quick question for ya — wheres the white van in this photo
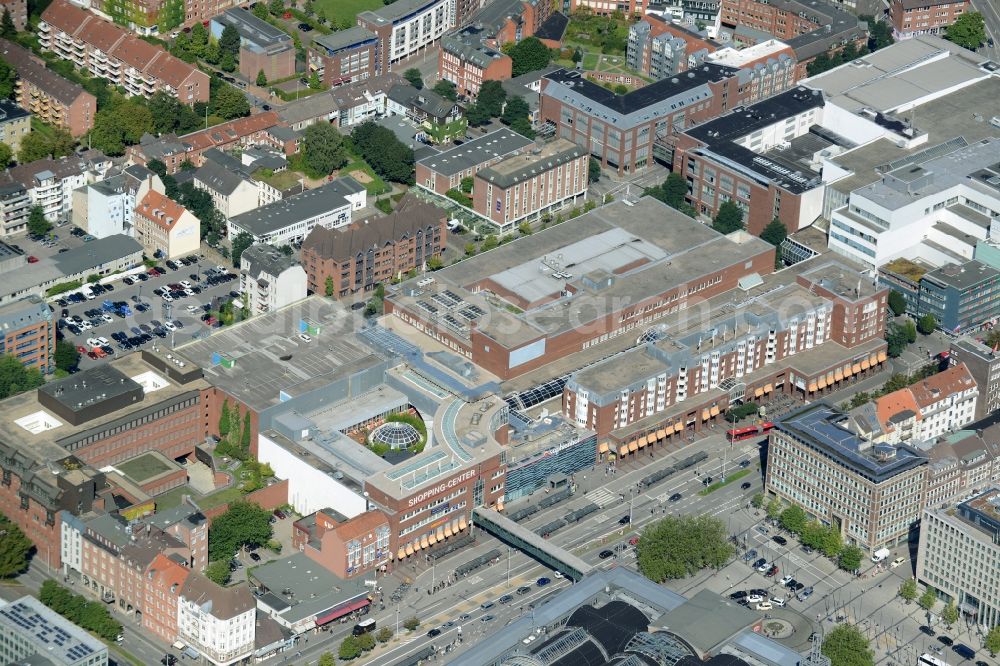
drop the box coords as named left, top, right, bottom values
left=871, top=547, right=891, bottom=563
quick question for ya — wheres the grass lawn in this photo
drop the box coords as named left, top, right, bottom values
left=116, top=453, right=171, bottom=483
left=197, top=485, right=246, bottom=510
left=253, top=169, right=303, bottom=191
left=582, top=53, right=599, bottom=69
left=339, top=157, right=389, bottom=195
left=698, top=468, right=753, bottom=496
left=313, top=0, right=382, bottom=25
left=153, top=485, right=191, bottom=511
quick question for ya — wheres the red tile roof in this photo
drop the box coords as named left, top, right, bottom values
left=137, top=190, right=191, bottom=230
left=182, top=111, right=280, bottom=151
left=77, top=14, right=125, bottom=54
left=910, top=363, right=976, bottom=409
left=40, top=0, right=91, bottom=36
left=333, top=510, right=389, bottom=542
left=146, top=553, right=191, bottom=591
left=110, top=35, right=161, bottom=71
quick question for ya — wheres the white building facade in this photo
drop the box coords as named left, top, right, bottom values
left=177, top=583, right=255, bottom=666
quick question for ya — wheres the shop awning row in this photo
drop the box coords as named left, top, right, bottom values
left=316, top=598, right=370, bottom=626
left=395, top=516, right=468, bottom=559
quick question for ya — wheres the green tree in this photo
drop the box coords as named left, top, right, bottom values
left=219, top=24, right=241, bottom=61
left=357, top=633, right=376, bottom=651
left=942, top=600, right=959, bottom=627
left=760, top=217, right=787, bottom=247
left=885, top=321, right=909, bottom=357
left=147, top=159, right=167, bottom=177
left=27, top=205, right=51, bottom=237
left=765, top=497, right=782, bottom=520
left=0, top=58, right=17, bottom=99
left=339, top=635, right=362, bottom=660
left=302, top=122, right=348, bottom=176
left=376, top=627, right=393, bottom=643
left=403, top=68, right=423, bottom=90
left=465, top=102, right=491, bottom=126
left=309, top=71, right=322, bottom=90
left=19, top=128, right=75, bottom=163
left=945, top=12, right=986, bottom=50
left=204, top=559, right=232, bottom=585
left=318, top=653, right=336, bottom=666
left=822, top=624, right=873, bottom=666
left=149, top=91, right=202, bottom=135
left=218, top=399, right=231, bottom=437
left=779, top=504, right=807, bottom=534
left=241, top=411, right=251, bottom=452
left=588, top=157, right=601, bottom=183
left=403, top=616, right=420, bottom=631
left=861, top=15, right=894, bottom=51
left=898, top=578, right=917, bottom=604
left=501, top=95, right=534, bottom=138
left=460, top=176, right=474, bottom=193
left=477, top=79, right=507, bottom=118
left=256, top=69, right=267, bottom=87
left=918, top=586, right=937, bottom=611
left=917, top=313, right=936, bottom=335
left=268, top=0, right=284, bottom=15
left=985, top=625, right=1000, bottom=656
left=464, top=241, right=476, bottom=256
left=212, top=84, right=251, bottom=119
left=351, top=121, right=415, bottom=184
left=432, top=78, right=457, bottom=101
left=325, top=275, right=334, bottom=297
left=636, top=514, right=734, bottom=581
left=819, top=525, right=843, bottom=558
left=230, top=232, right=254, bottom=268
left=481, top=235, right=499, bottom=251
left=887, top=290, right=906, bottom=316
left=518, top=221, right=533, bottom=236
left=712, top=200, right=744, bottom=234
left=252, top=2, right=269, bottom=19
left=0, top=513, right=34, bottom=577
left=507, top=36, right=552, bottom=77
left=750, top=493, right=764, bottom=509
left=572, top=47, right=583, bottom=63
left=426, top=255, right=443, bottom=270
left=662, top=172, right=688, bottom=207
left=54, top=339, right=80, bottom=372
left=0, top=9, right=15, bottom=38
left=838, top=545, right=863, bottom=572
left=903, top=318, right=917, bottom=344
left=208, top=501, right=273, bottom=561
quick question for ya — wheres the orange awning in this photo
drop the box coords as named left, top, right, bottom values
left=619, top=445, right=629, bottom=457
left=754, top=387, right=764, bottom=397
left=420, top=536, right=429, bottom=549
left=861, top=359, right=870, bottom=370
left=405, top=544, right=414, bottom=557
left=496, top=501, right=504, bottom=512
left=869, top=353, right=878, bottom=365
left=835, top=369, right=844, bottom=381
left=459, top=517, right=467, bottom=531
left=444, top=524, right=453, bottom=538
left=428, top=533, right=437, bottom=545
left=637, top=437, right=647, bottom=449
left=702, top=409, right=711, bottom=421
left=877, top=350, right=887, bottom=362
left=818, top=377, right=827, bottom=389
left=808, top=382, right=817, bottom=392
left=436, top=527, right=445, bottom=541
left=826, top=372, right=835, bottom=384
left=628, top=441, right=639, bottom=452
left=844, top=364, right=854, bottom=376
left=764, top=383, right=773, bottom=393
left=452, top=519, right=461, bottom=533
left=656, top=429, right=666, bottom=439
left=414, top=539, right=423, bottom=552
left=852, top=363, right=862, bottom=374
left=598, top=442, right=609, bottom=454
left=397, top=548, right=405, bottom=560
left=675, top=421, right=683, bottom=431
left=710, top=406, right=720, bottom=417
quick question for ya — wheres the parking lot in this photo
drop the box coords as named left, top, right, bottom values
left=53, top=254, right=242, bottom=367
left=13, top=223, right=89, bottom=262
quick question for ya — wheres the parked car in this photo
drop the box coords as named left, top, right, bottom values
left=669, top=493, right=682, bottom=502
left=536, top=577, right=550, bottom=587
left=755, top=601, right=772, bottom=611
left=772, top=535, right=788, bottom=546
left=765, top=565, right=779, bottom=577
left=780, top=574, right=793, bottom=586
left=797, top=586, right=814, bottom=601
left=743, top=549, right=758, bottom=561
left=890, top=557, right=906, bottom=568
left=755, top=560, right=769, bottom=572
left=618, top=515, right=630, bottom=525
left=937, top=636, right=954, bottom=647
left=599, top=550, right=614, bottom=559
left=919, top=625, right=936, bottom=637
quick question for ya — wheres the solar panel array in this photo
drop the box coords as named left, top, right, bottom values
left=0, top=601, right=97, bottom=662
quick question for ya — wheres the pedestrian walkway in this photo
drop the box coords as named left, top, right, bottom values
left=587, top=488, right=618, bottom=508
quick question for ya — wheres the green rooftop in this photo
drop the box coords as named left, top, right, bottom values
left=883, top=258, right=928, bottom=283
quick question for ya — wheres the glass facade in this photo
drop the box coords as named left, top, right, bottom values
left=504, top=435, right=597, bottom=501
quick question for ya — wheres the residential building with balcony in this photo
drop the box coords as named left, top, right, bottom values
left=0, top=0, right=26, bottom=30
left=386, top=83, right=463, bottom=143
left=39, top=0, right=210, bottom=105
left=462, top=0, right=554, bottom=49
left=210, top=8, right=295, bottom=82
left=178, top=574, right=256, bottom=666
left=766, top=402, right=928, bottom=551
left=300, top=194, right=446, bottom=298
left=917, top=488, right=1000, bottom=629
left=0, top=295, right=55, bottom=375
left=569, top=0, right=647, bottom=13
left=0, top=38, right=96, bottom=137
left=308, top=27, right=378, bottom=87
left=72, top=164, right=163, bottom=239
left=627, top=15, right=717, bottom=79
left=438, top=25, right=511, bottom=98
left=472, top=138, right=589, bottom=232
left=0, top=181, right=30, bottom=237
left=0, top=596, right=108, bottom=666
left=1, top=150, right=110, bottom=222
left=238, top=243, right=307, bottom=315
left=133, top=189, right=200, bottom=260
left=357, top=0, right=453, bottom=74
left=890, top=0, right=971, bottom=40
left=0, top=99, right=30, bottom=154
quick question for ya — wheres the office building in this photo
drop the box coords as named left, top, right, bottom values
left=301, top=194, right=446, bottom=297
left=881, top=259, right=1000, bottom=335
left=890, top=0, right=971, bottom=41
left=0, top=596, right=108, bottom=666
left=357, top=0, right=453, bottom=75
left=673, top=87, right=835, bottom=235
left=917, top=488, right=1000, bottom=629
left=39, top=0, right=210, bottom=105
left=949, top=337, right=1000, bottom=420
left=210, top=8, right=295, bottom=82
left=539, top=65, right=748, bottom=176
left=472, top=138, right=589, bottom=232
left=308, top=28, right=378, bottom=87
left=0, top=99, right=30, bottom=154
left=0, top=295, right=54, bottom=375
left=292, top=509, right=391, bottom=579
left=239, top=243, right=307, bottom=315
left=1, top=150, right=111, bottom=222
left=439, top=25, right=512, bottom=98
left=415, top=128, right=534, bottom=196
left=71, top=164, right=163, bottom=238
left=133, top=189, right=201, bottom=260
left=766, top=402, right=928, bottom=551
left=226, top=177, right=367, bottom=245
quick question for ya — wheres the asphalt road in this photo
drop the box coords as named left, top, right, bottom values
left=971, top=0, right=1000, bottom=62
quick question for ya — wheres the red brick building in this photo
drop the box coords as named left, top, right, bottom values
left=889, top=0, right=971, bottom=40
left=569, top=0, right=647, bottom=15
left=308, top=28, right=379, bottom=87
left=143, top=554, right=191, bottom=645
left=0, top=295, right=54, bottom=375
left=300, top=195, right=447, bottom=299
left=293, top=509, right=391, bottom=579
left=415, top=128, right=535, bottom=196
left=439, top=25, right=512, bottom=98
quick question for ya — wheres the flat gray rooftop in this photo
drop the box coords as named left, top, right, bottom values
left=173, top=297, right=384, bottom=412
left=251, top=552, right=368, bottom=624
left=417, top=128, right=534, bottom=177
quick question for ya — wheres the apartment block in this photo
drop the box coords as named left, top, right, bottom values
left=917, top=489, right=1000, bottom=629
left=890, top=0, right=971, bottom=40
left=415, top=128, right=534, bottom=196
left=0, top=596, right=108, bottom=666
left=0, top=182, right=30, bottom=236
left=569, top=0, right=647, bottom=14
left=278, top=73, right=401, bottom=131
left=0, top=295, right=55, bottom=375
left=949, top=337, right=1000, bottom=420
left=472, top=138, right=589, bottom=231
left=1, top=150, right=111, bottom=222
left=0, top=39, right=96, bottom=137
left=0, top=0, right=26, bottom=30
left=766, top=402, right=928, bottom=551
left=627, top=15, right=717, bottom=79
left=301, top=194, right=446, bottom=298
left=238, top=243, right=307, bottom=315
left=39, top=0, right=210, bottom=105
left=178, top=575, right=256, bottom=666
left=292, top=508, right=391, bottom=579
left=192, top=149, right=261, bottom=219
left=72, top=164, right=163, bottom=238
left=386, top=83, right=463, bottom=143
left=133, top=189, right=201, bottom=260
left=142, top=554, right=191, bottom=644
left=439, top=25, right=512, bottom=98
left=463, top=0, right=553, bottom=49
left=210, top=8, right=295, bottom=82
left=308, top=27, right=378, bottom=87
left=357, top=0, right=453, bottom=74
left=0, top=99, right=30, bottom=154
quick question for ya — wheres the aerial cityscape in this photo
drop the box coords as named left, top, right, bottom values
left=0, top=0, right=997, bottom=664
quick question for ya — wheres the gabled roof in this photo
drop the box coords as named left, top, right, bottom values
left=0, top=38, right=93, bottom=107
left=910, top=363, right=976, bottom=409
left=180, top=573, right=255, bottom=620
left=136, top=190, right=193, bottom=230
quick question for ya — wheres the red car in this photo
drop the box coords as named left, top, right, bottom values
left=87, top=351, right=99, bottom=359
left=629, top=536, right=639, bottom=546
left=76, top=345, right=87, bottom=354
left=765, top=565, right=779, bottom=577
left=27, top=256, right=38, bottom=263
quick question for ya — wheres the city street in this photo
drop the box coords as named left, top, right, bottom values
left=971, top=0, right=1000, bottom=62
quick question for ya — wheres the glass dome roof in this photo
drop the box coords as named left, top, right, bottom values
left=370, top=421, right=422, bottom=449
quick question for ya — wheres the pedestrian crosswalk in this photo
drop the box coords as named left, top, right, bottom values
left=587, top=488, right=618, bottom=508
